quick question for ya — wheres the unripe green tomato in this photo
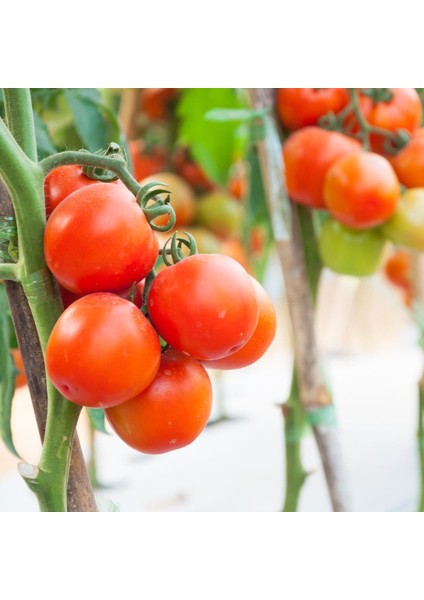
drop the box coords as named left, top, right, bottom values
left=319, top=217, right=385, bottom=277
left=195, top=191, right=244, bottom=238
left=381, top=188, right=424, bottom=251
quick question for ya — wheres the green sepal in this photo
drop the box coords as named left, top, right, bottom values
left=86, top=407, right=108, bottom=435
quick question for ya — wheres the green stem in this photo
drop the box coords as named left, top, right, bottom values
left=282, top=204, right=323, bottom=512
left=348, top=88, right=371, bottom=151
left=0, top=263, right=20, bottom=282
left=418, top=380, right=424, bottom=512
left=0, top=96, right=84, bottom=511
left=40, top=150, right=140, bottom=197
left=282, top=371, right=308, bottom=512
left=3, top=89, right=37, bottom=161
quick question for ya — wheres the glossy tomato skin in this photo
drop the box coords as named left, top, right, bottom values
left=323, top=151, right=400, bottom=229
left=44, top=165, right=97, bottom=217
left=105, top=349, right=212, bottom=454
left=318, top=217, right=385, bottom=277
left=44, top=182, right=158, bottom=295
left=148, top=254, right=259, bottom=361
left=283, top=127, right=361, bottom=208
left=203, top=279, right=276, bottom=369
left=381, top=188, right=424, bottom=252
left=390, top=136, right=424, bottom=188
left=277, top=88, right=350, bottom=130
left=46, top=293, right=161, bottom=408
left=360, top=88, right=422, bottom=153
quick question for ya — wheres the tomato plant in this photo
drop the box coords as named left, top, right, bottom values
left=105, top=349, right=212, bottom=454
left=148, top=254, right=259, bottom=360
left=359, top=88, right=422, bottom=153
left=318, top=217, right=385, bottom=277
left=323, top=151, right=400, bottom=228
left=203, top=278, right=276, bottom=369
left=283, top=127, right=361, bottom=208
left=46, top=293, right=161, bottom=408
left=276, top=88, right=350, bottom=130
left=381, top=188, right=424, bottom=252
left=44, top=182, right=158, bottom=294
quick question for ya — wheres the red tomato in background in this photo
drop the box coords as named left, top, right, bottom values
left=44, top=165, right=97, bottom=217
left=148, top=254, right=259, bottom=361
left=173, top=148, right=214, bottom=192
left=203, top=278, right=276, bottom=370
left=276, top=88, right=350, bottom=130
left=140, top=88, right=178, bottom=120
left=106, top=349, right=212, bottom=454
left=283, top=127, right=361, bottom=208
left=46, top=293, right=161, bottom=408
left=384, top=249, right=411, bottom=290
left=44, top=182, right=158, bottom=295
left=390, top=136, right=424, bottom=188
left=129, top=140, right=168, bottom=181
left=11, top=348, right=27, bottom=388
left=323, top=151, right=400, bottom=229
left=359, top=88, right=422, bottom=153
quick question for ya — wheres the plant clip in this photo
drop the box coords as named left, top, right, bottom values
left=161, top=232, right=197, bottom=267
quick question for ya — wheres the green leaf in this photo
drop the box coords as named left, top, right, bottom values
left=0, top=287, right=19, bottom=457
left=205, top=107, right=269, bottom=122
left=86, top=407, right=108, bottom=434
left=177, top=89, right=249, bottom=187
left=64, top=89, right=109, bottom=152
left=33, top=112, right=57, bottom=158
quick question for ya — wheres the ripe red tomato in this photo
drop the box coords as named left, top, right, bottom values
left=11, top=348, right=27, bottom=388
left=173, top=148, right=214, bottom=192
left=384, top=249, right=411, bottom=290
left=203, top=279, right=276, bottom=369
left=140, top=88, right=178, bottom=120
left=283, top=127, right=361, bottom=208
left=46, top=293, right=161, bottom=408
left=390, top=136, right=424, bottom=188
left=105, top=349, right=212, bottom=454
left=276, top=88, right=350, bottom=130
left=44, top=165, right=97, bottom=217
left=139, top=172, right=196, bottom=230
left=44, top=182, right=158, bottom=294
left=323, top=151, right=400, bottom=229
left=129, top=140, right=168, bottom=181
left=148, top=254, right=259, bottom=361
left=359, top=88, right=422, bottom=153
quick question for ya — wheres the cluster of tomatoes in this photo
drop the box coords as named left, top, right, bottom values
left=42, top=161, right=276, bottom=455
left=277, top=88, right=424, bottom=286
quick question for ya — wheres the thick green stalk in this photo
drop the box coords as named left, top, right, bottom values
left=0, top=94, right=88, bottom=511
left=3, top=89, right=37, bottom=160
left=281, top=204, right=322, bottom=512
left=282, top=372, right=308, bottom=512
left=418, top=379, right=424, bottom=512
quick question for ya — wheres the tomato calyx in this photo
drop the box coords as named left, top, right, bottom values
left=160, top=231, right=198, bottom=267
left=360, top=88, right=394, bottom=105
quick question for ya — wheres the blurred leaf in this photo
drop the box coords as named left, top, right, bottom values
left=205, top=107, right=269, bottom=122
left=97, top=496, right=120, bottom=512
left=64, top=89, right=110, bottom=152
left=86, top=407, right=108, bottom=434
left=33, top=113, right=56, bottom=158
left=0, top=287, right=19, bottom=457
left=177, top=89, right=249, bottom=187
